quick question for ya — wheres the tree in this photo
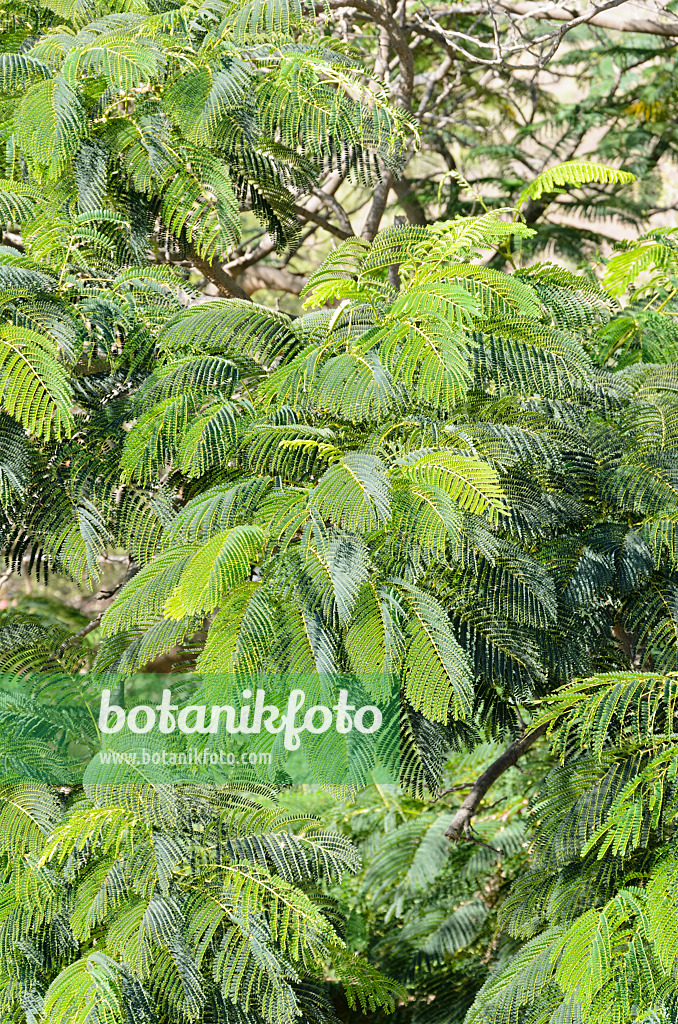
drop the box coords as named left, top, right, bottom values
left=0, top=0, right=414, bottom=299
left=193, top=0, right=678, bottom=298
left=2, top=0, right=678, bottom=1015
left=0, top=0, right=418, bottom=1020
left=467, top=669, right=678, bottom=1024
left=280, top=743, right=543, bottom=1024
left=0, top=0, right=415, bottom=589
left=5, top=0, right=675, bottom=302
left=323, top=670, right=678, bottom=1024
left=87, top=159, right=678, bottom=787
left=0, top=676, right=401, bottom=1023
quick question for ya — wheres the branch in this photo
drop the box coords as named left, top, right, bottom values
left=0, top=231, right=25, bottom=253
left=521, top=197, right=548, bottom=224
left=225, top=239, right=278, bottom=274
left=445, top=723, right=547, bottom=841
left=392, top=176, right=428, bottom=225
left=431, top=0, right=678, bottom=37
left=326, top=0, right=414, bottom=106
left=238, top=265, right=308, bottom=295
left=58, top=563, right=139, bottom=655
left=310, top=188, right=354, bottom=235
left=325, top=1, right=414, bottom=240
left=293, top=203, right=354, bottom=239
left=408, top=17, right=504, bottom=65
left=504, top=0, right=678, bottom=36
left=61, top=611, right=106, bottom=648
left=537, top=0, right=637, bottom=62
left=362, top=171, right=394, bottom=241
left=182, top=239, right=252, bottom=301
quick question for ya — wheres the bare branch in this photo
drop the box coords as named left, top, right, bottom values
left=426, top=0, right=678, bottom=37
left=362, top=171, right=394, bottom=241
left=58, top=563, right=139, bottom=654
left=504, top=0, right=678, bottom=35
left=238, top=265, right=308, bottom=295
left=293, top=204, right=354, bottom=239
left=327, top=0, right=415, bottom=106
left=225, top=239, right=277, bottom=274
left=537, top=0, right=636, bottom=62
left=445, top=724, right=547, bottom=841
left=310, top=188, right=354, bottom=235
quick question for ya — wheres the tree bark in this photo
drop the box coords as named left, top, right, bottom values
left=183, top=240, right=253, bottom=301
left=362, top=172, right=394, bottom=241
left=445, top=723, right=547, bottom=841
left=326, top=0, right=414, bottom=107
left=392, top=177, right=428, bottom=225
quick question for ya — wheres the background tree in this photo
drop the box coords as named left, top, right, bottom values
left=0, top=673, right=401, bottom=1023
left=5, top=0, right=677, bottom=304
left=187, top=0, right=678, bottom=303
left=281, top=742, right=544, bottom=1024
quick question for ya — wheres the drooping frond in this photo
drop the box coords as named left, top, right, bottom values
left=398, top=584, right=473, bottom=722
left=519, top=161, right=635, bottom=206
left=0, top=324, right=73, bottom=439
left=603, top=234, right=678, bottom=298
left=310, top=454, right=391, bottom=533
left=395, top=449, right=507, bottom=522
left=16, top=77, right=87, bottom=177
left=164, top=526, right=266, bottom=617
left=162, top=301, right=300, bottom=365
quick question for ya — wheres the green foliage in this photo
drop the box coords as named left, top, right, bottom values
left=0, top=686, right=396, bottom=1024
left=82, top=182, right=678, bottom=788
left=467, top=671, right=678, bottom=1024
left=0, top=0, right=414, bottom=260
left=517, top=162, right=635, bottom=207
left=0, top=25, right=676, bottom=1019
left=0, top=0, right=417, bottom=588
left=7, top=154, right=678, bottom=792
left=279, top=742, right=541, bottom=1024
left=0, top=8, right=422, bottom=1016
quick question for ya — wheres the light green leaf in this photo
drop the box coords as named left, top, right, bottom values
left=165, top=526, right=265, bottom=617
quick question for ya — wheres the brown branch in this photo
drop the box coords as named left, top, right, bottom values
left=327, top=1, right=414, bottom=243
left=1, top=231, right=25, bottom=253
left=310, top=188, right=354, bottom=236
left=407, top=17, right=503, bottom=65
left=292, top=204, right=354, bottom=239
left=445, top=723, right=547, bottom=841
left=58, top=563, right=139, bottom=655
left=61, top=611, right=106, bottom=647
left=435, top=783, right=476, bottom=799
left=425, top=1, right=678, bottom=37
left=521, top=197, right=548, bottom=224
left=362, top=171, right=394, bottom=241
left=182, top=239, right=252, bottom=301
left=225, top=239, right=278, bottom=274
left=238, top=264, right=308, bottom=295
left=502, top=0, right=678, bottom=36
left=326, top=0, right=414, bottom=107
left=392, top=176, right=428, bottom=225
